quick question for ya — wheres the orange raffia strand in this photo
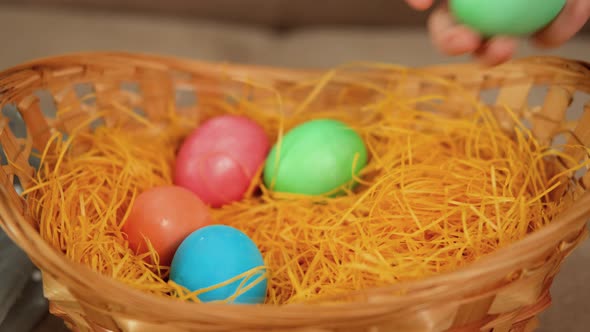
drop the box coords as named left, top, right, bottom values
left=22, top=64, right=590, bottom=306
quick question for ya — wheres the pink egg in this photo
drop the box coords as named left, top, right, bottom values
left=174, top=115, right=270, bottom=207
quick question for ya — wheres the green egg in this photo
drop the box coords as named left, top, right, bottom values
left=263, top=119, right=368, bottom=196
left=449, top=0, right=566, bottom=37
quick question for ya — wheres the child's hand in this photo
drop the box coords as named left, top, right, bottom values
left=405, top=0, right=590, bottom=66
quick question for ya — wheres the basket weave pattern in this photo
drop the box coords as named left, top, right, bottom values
left=0, top=53, right=589, bottom=332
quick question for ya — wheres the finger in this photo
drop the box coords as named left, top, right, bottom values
left=427, top=2, right=482, bottom=56
left=534, top=0, right=590, bottom=48
left=405, top=0, right=435, bottom=10
left=474, top=37, right=518, bottom=66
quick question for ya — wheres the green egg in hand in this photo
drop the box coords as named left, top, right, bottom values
left=450, top=0, right=566, bottom=37
left=263, top=119, right=367, bottom=196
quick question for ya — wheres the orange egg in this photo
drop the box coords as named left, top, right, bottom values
left=123, top=185, right=211, bottom=266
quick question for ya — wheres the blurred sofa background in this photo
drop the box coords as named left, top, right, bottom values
left=1, top=0, right=589, bottom=69
left=0, top=1, right=588, bottom=331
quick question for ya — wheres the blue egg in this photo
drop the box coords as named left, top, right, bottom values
left=170, top=225, right=267, bottom=304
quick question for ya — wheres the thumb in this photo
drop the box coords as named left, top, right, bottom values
left=533, top=0, right=590, bottom=48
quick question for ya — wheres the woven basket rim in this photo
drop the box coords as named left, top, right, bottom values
left=0, top=52, right=589, bottom=322
left=2, top=51, right=590, bottom=89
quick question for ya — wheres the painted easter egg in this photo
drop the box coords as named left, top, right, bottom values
left=170, top=225, right=267, bottom=304
left=123, top=185, right=211, bottom=266
left=449, top=0, right=566, bottom=37
left=174, top=115, right=270, bottom=207
left=263, top=119, right=367, bottom=196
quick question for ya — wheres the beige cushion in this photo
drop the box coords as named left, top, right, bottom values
left=0, top=5, right=589, bottom=332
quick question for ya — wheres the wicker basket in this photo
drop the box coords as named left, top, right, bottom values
left=0, top=52, right=589, bottom=332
